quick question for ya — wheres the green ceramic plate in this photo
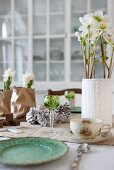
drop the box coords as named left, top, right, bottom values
left=71, top=106, right=81, bottom=113
left=0, top=137, right=68, bottom=166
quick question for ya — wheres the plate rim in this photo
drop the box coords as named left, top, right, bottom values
left=0, top=137, right=68, bottom=166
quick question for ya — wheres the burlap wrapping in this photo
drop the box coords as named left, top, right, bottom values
left=0, top=90, right=12, bottom=116
left=11, top=87, right=36, bottom=119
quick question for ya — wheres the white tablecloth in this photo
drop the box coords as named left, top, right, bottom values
left=0, top=142, right=114, bottom=170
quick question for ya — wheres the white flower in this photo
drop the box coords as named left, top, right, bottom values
left=23, top=72, right=34, bottom=88
left=92, top=11, right=112, bottom=30
left=103, top=30, right=114, bottom=45
left=79, top=13, right=93, bottom=36
left=74, top=10, right=114, bottom=78
left=92, top=11, right=104, bottom=22
left=3, top=68, right=15, bottom=82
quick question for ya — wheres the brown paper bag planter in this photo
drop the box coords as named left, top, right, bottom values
left=11, top=87, right=36, bottom=119
left=0, top=90, right=12, bottom=116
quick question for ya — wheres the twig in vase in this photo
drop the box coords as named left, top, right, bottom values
left=100, top=36, right=106, bottom=78
left=82, top=45, right=88, bottom=78
left=109, top=62, right=114, bottom=78
left=108, top=47, right=114, bottom=78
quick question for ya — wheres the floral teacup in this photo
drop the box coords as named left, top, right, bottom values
left=70, top=118, right=110, bottom=139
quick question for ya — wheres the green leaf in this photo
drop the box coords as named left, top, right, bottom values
left=90, top=52, right=94, bottom=57
left=94, top=60, right=100, bottom=64
left=27, top=80, right=33, bottom=88
left=85, top=59, right=88, bottom=64
left=104, top=56, right=109, bottom=60
left=4, top=77, right=12, bottom=90
left=93, top=16, right=102, bottom=22
left=103, top=41, right=108, bottom=45
left=80, top=38, right=86, bottom=46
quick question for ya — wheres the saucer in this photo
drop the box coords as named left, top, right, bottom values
left=69, top=132, right=112, bottom=144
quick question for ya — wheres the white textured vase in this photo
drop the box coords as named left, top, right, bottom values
left=82, top=79, right=112, bottom=126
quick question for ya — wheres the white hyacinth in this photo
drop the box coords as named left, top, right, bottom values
left=23, top=72, right=34, bottom=88
left=3, top=68, right=15, bottom=90
left=3, top=68, right=15, bottom=82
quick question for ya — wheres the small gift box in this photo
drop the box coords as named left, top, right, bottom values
left=11, top=87, right=36, bottom=119
left=11, top=72, right=36, bottom=119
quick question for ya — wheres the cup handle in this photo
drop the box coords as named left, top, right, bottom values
left=100, top=124, right=111, bottom=137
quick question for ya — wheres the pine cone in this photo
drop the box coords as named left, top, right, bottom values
left=26, top=107, right=39, bottom=124
left=26, top=103, right=71, bottom=126
left=55, top=103, right=71, bottom=123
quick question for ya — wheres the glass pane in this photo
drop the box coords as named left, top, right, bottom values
left=95, top=63, right=104, bottom=78
left=33, top=63, right=46, bottom=81
left=33, top=16, right=46, bottom=35
left=50, top=63, right=64, bottom=81
left=71, top=37, right=82, bottom=60
left=33, top=39, right=46, bottom=61
left=0, top=18, right=12, bottom=38
left=0, top=0, right=11, bottom=15
left=50, top=15, right=64, bottom=34
left=50, top=0, right=65, bottom=12
left=33, top=0, right=47, bottom=36
left=15, top=0, right=27, bottom=14
left=0, top=0, right=11, bottom=37
left=33, top=0, right=46, bottom=14
left=91, top=0, right=107, bottom=12
left=14, top=0, right=28, bottom=36
left=14, top=16, right=28, bottom=36
left=50, top=38, right=64, bottom=61
left=71, top=0, right=87, bottom=11
left=0, top=39, right=12, bottom=72
left=50, top=0, right=65, bottom=35
left=71, top=62, right=84, bottom=81
left=0, top=63, right=4, bottom=81
left=14, top=39, right=28, bottom=81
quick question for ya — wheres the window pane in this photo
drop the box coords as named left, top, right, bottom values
left=34, top=63, right=46, bottom=81
left=33, top=39, right=46, bottom=61
left=14, top=0, right=28, bottom=36
left=33, top=39, right=46, bottom=81
left=0, top=0, right=11, bottom=15
left=14, top=39, right=28, bottom=81
left=0, top=39, right=12, bottom=80
left=72, top=0, right=87, bottom=11
left=33, top=0, right=46, bottom=14
left=0, top=0, right=11, bottom=37
left=71, top=62, right=84, bottom=81
left=50, top=63, right=64, bottom=81
left=50, top=0, right=65, bottom=12
left=33, top=16, right=46, bottom=35
left=91, top=0, right=107, bottom=13
left=50, top=38, right=64, bottom=61
left=50, top=15, right=64, bottom=35
left=71, top=37, right=82, bottom=60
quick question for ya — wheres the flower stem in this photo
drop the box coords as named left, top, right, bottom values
left=82, top=45, right=88, bottom=78
left=90, top=50, right=95, bottom=79
left=100, top=36, right=106, bottom=78
left=108, top=47, right=114, bottom=78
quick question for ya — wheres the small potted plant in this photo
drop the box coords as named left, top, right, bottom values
left=75, top=11, right=114, bottom=126
left=11, top=72, right=36, bottom=119
left=0, top=68, right=15, bottom=116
